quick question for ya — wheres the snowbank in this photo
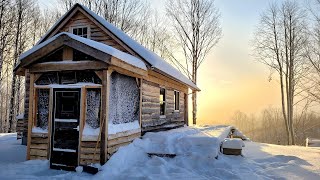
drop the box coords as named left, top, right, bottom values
left=82, top=123, right=100, bottom=141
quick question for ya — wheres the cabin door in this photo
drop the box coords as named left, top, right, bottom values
left=50, top=88, right=81, bottom=170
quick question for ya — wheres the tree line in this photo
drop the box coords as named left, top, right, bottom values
left=0, top=0, right=221, bottom=132
left=250, top=0, right=320, bottom=145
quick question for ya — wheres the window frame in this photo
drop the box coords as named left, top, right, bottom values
left=70, top=26, right=90, bottom=39
left=159, top=87, right=166, bottom=118
left=174, top=90, right=180, bottom=112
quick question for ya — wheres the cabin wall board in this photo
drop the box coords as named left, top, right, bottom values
left=107, top=131, right=141, bottom=158
left=80, top=141, right=101, bottom=165
left=141, top=77, right=187, bottom=133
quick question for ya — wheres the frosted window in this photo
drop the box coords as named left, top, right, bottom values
left=109, top=72, right=140, bottom=124
left=36, top=89, right=49, bottom=130
left=86, top=89, right=101, bottom=129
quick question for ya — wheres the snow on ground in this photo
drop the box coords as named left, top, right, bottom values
left=0, top=125, right=319, bottom=179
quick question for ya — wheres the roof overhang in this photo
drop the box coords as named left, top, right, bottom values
left=15, top=33, right=147, bottom=77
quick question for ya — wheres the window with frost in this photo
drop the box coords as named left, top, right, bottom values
left=160, top=88, right=166, bottom=116
left=174, top=91, right=180, bottom=111
left=72, top=27, right=88, bottom=38
left=86, top=89, right=101, bottom=129
left=36, top=89, right=50, bottom=130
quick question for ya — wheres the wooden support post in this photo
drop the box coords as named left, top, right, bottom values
left=184, top=92, right=189, bottom=126
left=139, top=78, right=142, bottom=129
left=62, top=46, right=73, bottom=61
left=79, top=87, right=86, bottom=165
left=100, top=69, right=113, bottom=163
left=47, top=88, right=53, bottom=160
left=26, top=73, right=35, bottom=160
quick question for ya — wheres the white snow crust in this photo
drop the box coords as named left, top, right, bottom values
left=1, top=126, right=320, bottom=179
left=32, top=127, right=48, bottom=133
left=108, top=121, right=140, bottom=135
left=222, top=138, right=245, bottom=149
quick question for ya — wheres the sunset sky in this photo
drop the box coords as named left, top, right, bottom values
left=38, top=0, right=289, bottom=124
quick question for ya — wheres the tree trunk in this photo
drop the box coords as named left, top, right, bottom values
left=192, top=61, right=198, bottom=125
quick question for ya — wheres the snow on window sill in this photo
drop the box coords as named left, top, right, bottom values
left=160, top=115, right=166, bottom=119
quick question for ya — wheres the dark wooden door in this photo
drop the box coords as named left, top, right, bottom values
left=50, top=89, right=80, bottom=171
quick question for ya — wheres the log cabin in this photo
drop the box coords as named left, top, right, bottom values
left=14, top=3, right=199, bottom=171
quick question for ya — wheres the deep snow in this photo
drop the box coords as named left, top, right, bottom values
left=0, top=126, right=319, bottom=179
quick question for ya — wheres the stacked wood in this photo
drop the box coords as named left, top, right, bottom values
left=80, top=141, right=101, bottom=165
left=107, top=129, right=141, bottom=158
left=29, top=133, right=49, bottom=160
left=16, top=118, right=24, bottom=139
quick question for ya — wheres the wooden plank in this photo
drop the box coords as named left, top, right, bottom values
left=29, top=61, right=108, bottom=73
left=62, top=46, right=73, bottom=61
left=27, top=72, right=34, bottom=160
left=31, top=133, right=48, bottom=138
left=30, top=155, right=48, bottom=160
left=110, top=56, right=147, bottom=77
left=31, top=137, right=48, bottom=144
left=81, top=141, right=101, bottom=148
left=30, top=144, right=48, bottom=150
left=30, top=149, right=47, bottom=157
left=80, top=154, right=100, bottom=160
left=79, top=87, right=86, bottom=166
left=108, top=132, right=141, bottom=146
left=139, top=78, right=142, bottom=129
left=108, top=128, right=141, bottom=140
left=47, top=88, right=53, bottom=159
left=81, top=147, right=101, bottom=154
left=107, top=141, right=131, bottom=155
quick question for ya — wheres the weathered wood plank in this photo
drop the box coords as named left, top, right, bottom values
left=30, top=149, right=47, bottom=157
left=108, top=132, right=141, bottom=146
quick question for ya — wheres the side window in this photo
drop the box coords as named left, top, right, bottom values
left=160, top=88, right=166, bottom=116
left=174, top=91, right=180, bottom=111
left=72, top=27, right=88, bottom=38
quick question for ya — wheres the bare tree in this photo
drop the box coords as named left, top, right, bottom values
left=166, top=0, right=222, bottom=125
left=253, top=1, right=309, bottom=145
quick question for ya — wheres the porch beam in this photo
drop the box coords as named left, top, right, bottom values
left=29, top=60, right=108, bottom=73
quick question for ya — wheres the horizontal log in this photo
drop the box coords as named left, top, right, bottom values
left=142, top=119, right=167, bottom=128
left=108, top=128, right=141, bottom=140
left=30, top=143, right=48, bottom=150
left=142, top=91, right=159, bottom=98
left=142, top=114, right=160, bottom=120
left=31, top=137, right=48, bottom=144
left=142, top=108, right=160, bottom=115
left=80, top=147, right=101, bottom=154
left=142, top=122, right=185, bottom=133
left=108, top=132, right=141, bottom=146
left=30, top=149, right=47, bottom=157
left=142, top=96, right=159, bottom=103
left=80, top=154, right=100, bottom=160
left=142, top=80, right=160, bottom=87
left=30, top=155, right=48, bottom=160
left=81, top=141, right=101, bottom=148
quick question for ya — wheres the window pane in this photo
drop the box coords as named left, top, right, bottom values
left=37, top=89, right=50, bottom=130
left=79, top=28, right=83, bottom=35
left=73, top=28, right=77, bottom=35
left=160, top=88, right=166, bottom=115
left=83, top=27, right=87, bottom=35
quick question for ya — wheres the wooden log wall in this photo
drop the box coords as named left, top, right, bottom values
left=107, top=129, right=141, bottom=158
left=23, top=73, right=30, bottom=141
left=141, top=80, right=186, bottom=133
left=80, top=141, right=101, bottom=165
left=29, top=133, right=49, bottom=160
left=60, top=11, right=129, bottom=53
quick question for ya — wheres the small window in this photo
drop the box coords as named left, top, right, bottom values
left=174, top=91, right=180, bottom=111
left=160, top=88, right=166, bottom=116
left=72, top=27, right=88, bottom=38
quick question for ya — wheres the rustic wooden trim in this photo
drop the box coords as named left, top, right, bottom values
left=29, top=60, right=108, bottom=73
left=139, top=79, right=142, bottom=129
left=62, top=46, right=73, bottom=61
left=184, top=92, right=189, bottom=126
left=47, top=88, right=53, bottom=159
left=79, top=87, right=86, bottom=165
left=110, top=56, right=147, bottom=77
left=26, top=72, right=35, bottom=160
left=108, top=65, right=144, bottom=79
left=94, top=71, right=103, bottom=81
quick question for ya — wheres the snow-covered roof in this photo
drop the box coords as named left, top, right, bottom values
left=37, top=3, right=200, bottom=91
left=20, top=32, right=147, bottom=71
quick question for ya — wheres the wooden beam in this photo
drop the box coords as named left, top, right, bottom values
left=47, top=88, right=53, bottom=159
left=139, top=78, right=142, bottom=129
left=110, top=57, right=147, bottom=77
left=63, top=46, right=73, bottom=61
left=29, top=60, right=108, bottom=73
left=26, top=72, right=35, bottom=160
left=79, top=87, right=86, bottom=165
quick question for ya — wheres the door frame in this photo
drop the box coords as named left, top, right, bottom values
left=50, top=88, right=81, bottom=170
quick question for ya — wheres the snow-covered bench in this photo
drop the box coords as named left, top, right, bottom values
left=221, top=138, right=245, bottom=155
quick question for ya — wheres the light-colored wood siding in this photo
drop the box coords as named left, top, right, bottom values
left=29, top=133, right=49, bottom=160
left=80, top=141, right=101, bottom=165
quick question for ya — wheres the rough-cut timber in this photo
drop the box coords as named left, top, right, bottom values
left=29, top=133, right=49, bottom=160
left=80, top=141, right=101, bottom=165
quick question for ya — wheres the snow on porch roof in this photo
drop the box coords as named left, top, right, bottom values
left=19, top=32, right=147, bottom=71
left=36, top=3, right=200, bottom=91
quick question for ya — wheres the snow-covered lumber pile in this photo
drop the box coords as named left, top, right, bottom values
left=221, top=138, right=244, bottom=155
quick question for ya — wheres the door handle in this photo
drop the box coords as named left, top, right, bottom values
left=73, top=126, right=79, bottom=131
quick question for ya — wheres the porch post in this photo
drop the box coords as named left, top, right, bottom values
left=26, top=72, right=35, bottom=160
